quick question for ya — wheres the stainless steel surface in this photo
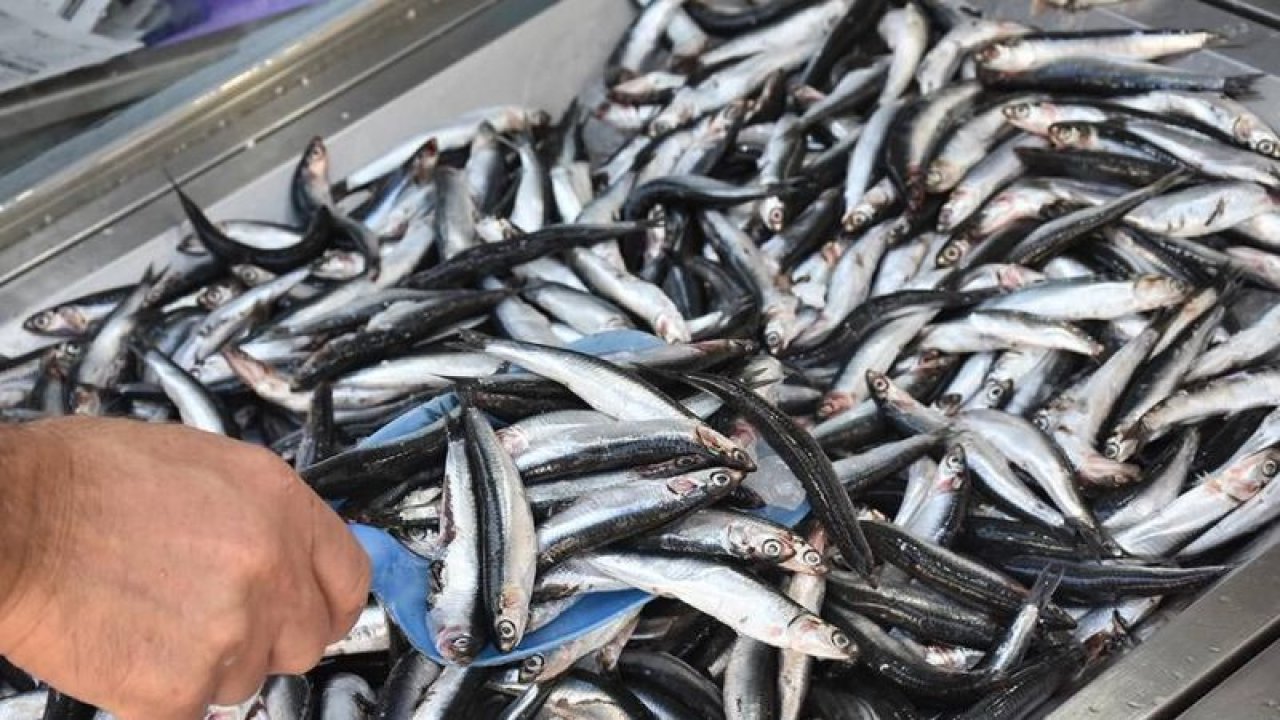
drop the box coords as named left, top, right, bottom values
left=1048, top=541, right=1280, bottom=719
left=0, top=0, right=629, bottom=330
left=1178, top=638, right=1280, bottom=719
left=0, top=19, right=263, bottom=142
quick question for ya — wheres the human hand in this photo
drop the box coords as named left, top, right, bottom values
left=0, top=417, right=370, bottom=720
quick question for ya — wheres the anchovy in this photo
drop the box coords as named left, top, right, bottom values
left=976, top=30, right=1225, bottom=73
left=1116, top=448, right=1280, bottom=557
left=979, top=57, right=1261, bottom=98
left=535, top=467, right=738, bottom=568
left=464, top=405, right=537, bottom=653
left=428, top=429, right=485, bottom=663
left=673, top=371, right=876, bottom=578
left=587, top=551, right=856, bottom=659
left=1001, top=555, right=1229, bottom=602
left=857, top=519, right=1076, bottom=628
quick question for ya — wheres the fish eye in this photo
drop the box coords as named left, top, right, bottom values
left=926, top=168, right=944, bottom=187
left=710, top=471, right=733, bottom=487
left=764, top=330, right=783, bottom=349
left=761, top=538, right=783, bottom=558
left=830, top=630, right=851, bottom=649
left=730, top=448, right=751, bottom=466
left=497, top=620, right=517, bottom=639
left=1258, top=139, right=1277, bottom=156
left=871, top=376, right=889, bottom=393
left=676, top=455, right=697, bottom=468
left=450, top=636, right=474, bottom=652
left=802, top=549, right=823, bottom=566
left=768, top=207, right=785, bottom=227
left=1103, top=439, right=1121, bottom=459
left=1032, top=414, right=1049, bottom=430
left=31, top=313, right=51, bottom=329
left=941, top=246, right=961, bottom=263
left=987, top=384, right=1005, bottom=400
left=1263, top=459, right=1278, bottom=477
left=975, top=45, right=1001, bottom=63
left=522, top=655, right=545, bottom=672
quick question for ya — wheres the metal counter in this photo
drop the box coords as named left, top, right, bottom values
left=0, top=1, right=1278, bottom=717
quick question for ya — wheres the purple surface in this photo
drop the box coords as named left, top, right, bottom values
left=158, top=0, right=320, bottom=46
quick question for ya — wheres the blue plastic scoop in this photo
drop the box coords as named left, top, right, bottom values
left=350, top=330, right=811, bottom=666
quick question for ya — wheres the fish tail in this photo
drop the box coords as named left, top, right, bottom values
left=1224, top=73, right=1264, bottom=99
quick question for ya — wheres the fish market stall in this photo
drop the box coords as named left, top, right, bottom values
left=2, top=0, right=1280, bottom=718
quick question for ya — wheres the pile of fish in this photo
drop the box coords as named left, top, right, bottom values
left=7, top=0, right=1280, bottom=717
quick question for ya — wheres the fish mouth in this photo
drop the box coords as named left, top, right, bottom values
left=434, top=627, right=479, bottom=664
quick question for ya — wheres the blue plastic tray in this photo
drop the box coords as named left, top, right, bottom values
left=351, top=330, right=810, bottom=666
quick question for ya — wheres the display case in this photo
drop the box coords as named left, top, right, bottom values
left=1, top=1, right=1277, bottom=716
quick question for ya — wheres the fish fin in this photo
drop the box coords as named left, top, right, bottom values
left=443, top=328, right=488, bottom=352
left=1069, top=519, right=1118, bottom=559
left=1224, top=73, right=1264, bottom=99
left=1112, top=610, right=1141, bottom=648
left=1027, top=565, right=1064, bottom=609
left=1206, top=30, right=1245, bottom=50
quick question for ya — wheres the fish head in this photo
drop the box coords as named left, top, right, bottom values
left=1215, top=448, right=1280, bottom=501
left=925, top=160, right=958, bottom=194
left=197, top=281, right=242, bottom=311
left=1232, top=115, right=1280, bottom=157
left=70, top=386, right=104, bottom=416
left=300, top=137, right=330, bottom=181
left=494, top=612, right=525, bottom=654
left=409, top=137, right=440, bottom=183
left=817, top=390, right=854, bottom=420
left=724, top=519, right=791, bottom=564
left=1102, top=428, right=1141, bottom=464
left=939, top=444, right=967, bottom=486
left=669, top=467, right=740, bottom=496
left=1010, top=101, right=1068, bottom=136
left=780, top=524, right=829, bottom=574
left=517, top=653, right=548, bottom=683
left=1135, top=275, right=1193, bottom=307
left=937, top=193, right=974, bottom=233
left=1047, top=122, right=1095, bottom=150
left=762, top=299, right=800, bottom=354
left=1076, top=448, right=1143, bottom=489
left=995, top=263, right=1042, bottom=290
left=979, top=378, right=1013, bottom=409
left=1251, top=135, right=1280, bottom=158
left=998, top=98, right=1039, bottom=122
left=231, top=264, right=274, bottom=287
left=311, top=250, right=366, bottom=281
left=785, top=614, right=857, bottom=661
left=779, top=538, right=829, bottom=575
left=654, top=313, right=692, bottom=344
left=50, top=342, right=84, bottom=374
left=759, top=197, right=787, bottom=232
left=972, top=40, right=1019, bottom=69
left=221, top=347, right=296, bottom=402
left=24, top=307, right=84, bottom=336
left=936, top=234, right=970, bottom=267
left=649, top=107, right=689, bottom=137
left=694, top=424, right=756, bottom=472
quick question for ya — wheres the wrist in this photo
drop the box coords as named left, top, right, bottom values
left=0, top=421, right=74, bottom=653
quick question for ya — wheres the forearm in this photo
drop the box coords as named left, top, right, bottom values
left=0, top=422, right=71, bottom=652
